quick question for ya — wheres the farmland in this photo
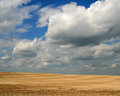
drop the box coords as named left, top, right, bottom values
left=0, top=72, right=120, bottom=96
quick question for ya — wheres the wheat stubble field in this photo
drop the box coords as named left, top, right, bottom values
left=0, top=72, right=120, bottom=96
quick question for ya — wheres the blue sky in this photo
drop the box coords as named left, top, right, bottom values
left=0, top=0, right=120, bottom=75
left=28, top=0, right=97, bottom=7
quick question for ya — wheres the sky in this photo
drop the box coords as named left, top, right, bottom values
left=0, top=0, right=120, bottom=75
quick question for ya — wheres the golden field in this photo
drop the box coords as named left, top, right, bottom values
left=0, top=72, right=120, bottom=96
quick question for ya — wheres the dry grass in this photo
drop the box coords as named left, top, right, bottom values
left=0, top=72, right=120, bottom=96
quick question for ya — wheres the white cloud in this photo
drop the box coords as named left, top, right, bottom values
left=10, top=0, right=120, bottom=73
left=16, top=25, right=32, bottom=33
left=0, top=0, right=40, bottom=70
left=0, top=39, right=19, bottom=48
left=13, top=38, right=39, bottom=58
left=37, top=6, right=60, bottom=28
left=1, top=0, right=120, bottom=75
left=0, top=0, right=30, bottom=9
left=93, top=44, right=114, bottom=58
left=36, top=0, right=120, bottom=47
left=0, top=0, right=39, bottom=34
left=16, top=28, right=28, bottom=33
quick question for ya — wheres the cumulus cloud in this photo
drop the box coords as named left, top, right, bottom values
left=0, top=39, right=18, bottom=48
left=0, top=0, right=39, bottom=34
left=37, top=6, right=60, bottom=28
left=1, top=0, right=120, bottom=75
left=0, top=0, right=40, bottom=70
left=0, top=0, right=30, bottom=8
left=93, top=44, right=114, bottom=58
left=13, top=38, right=39, bottom=58
left=36, top=0, right=120, bottom=47
left=9, top=0, right=120, bottom=74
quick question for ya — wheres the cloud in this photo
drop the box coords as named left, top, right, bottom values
left=1, top=36, right=120, bottom=74
left=0, top=0, right=30, bottom=8
left=0, top=0, right=39, bottom=34
left=37, top=6, right=60, bottom=28
left=93, top=42, right=120, bottom=59
left=16, top=25, right=32, bottom=33
left=0, top=39, right=18, bottom=48
left=13, top=38, right=38, bottom=58
left=1, top=0, right=120, bottom=75
left=36, top=0, right=120, bottom=47
left=0, top=0, right=40, bottom=70
left=93, top=44, right=114, bottom=58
